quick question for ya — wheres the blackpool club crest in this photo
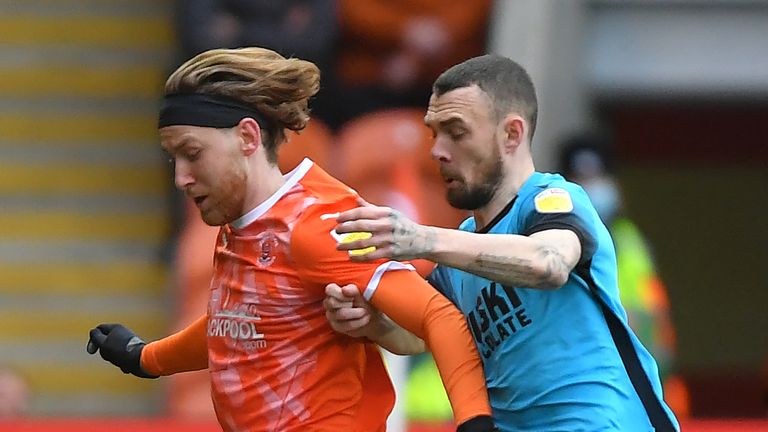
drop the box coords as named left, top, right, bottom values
left=255, top=231, right=279, bottom=267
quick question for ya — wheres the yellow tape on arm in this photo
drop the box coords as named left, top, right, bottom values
left=341, top=232, right=376, bottom=256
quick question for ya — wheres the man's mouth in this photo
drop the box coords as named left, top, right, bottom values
left=442, top=175, right=460, bottom=187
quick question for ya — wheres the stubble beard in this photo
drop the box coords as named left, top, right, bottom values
left=445, top=156, right=503, bottom=211
left=200, top=169, right=248, bottom=226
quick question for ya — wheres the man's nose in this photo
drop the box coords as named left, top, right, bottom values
left=431, top=138, right=450, bottom=162
left=174, top=160, right=194, bottom=189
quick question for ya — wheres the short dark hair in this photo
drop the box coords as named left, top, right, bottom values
left=433, top=54, right=538, bottom=141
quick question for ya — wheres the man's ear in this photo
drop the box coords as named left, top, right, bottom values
left=502, top=114, right=526, bottom=152
left=237, top=117, right=262, bottom=156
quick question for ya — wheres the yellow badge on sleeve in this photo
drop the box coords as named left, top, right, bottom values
left=340, top=231, right=376, bottom=256
left=534, top=188, right=574, bottom=213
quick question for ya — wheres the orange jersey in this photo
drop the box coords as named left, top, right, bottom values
left=143, top=158, right=492, bottom=431
left=206, top=159, right=402, bottom=431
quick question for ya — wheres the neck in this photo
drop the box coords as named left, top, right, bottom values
left=242, top=162, right=286, bottom=215
left=473, top=157, right=535, bottom=228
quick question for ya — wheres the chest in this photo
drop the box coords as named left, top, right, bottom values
left=209, top=227, right=315, bottom=315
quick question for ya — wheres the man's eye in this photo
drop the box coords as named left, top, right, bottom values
left=450, top=131, right=466, bottom=140
left=187, top=150, right=201, bottom=161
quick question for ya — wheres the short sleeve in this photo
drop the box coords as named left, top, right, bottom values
left=291, top=199, right=415, bottom=299
left=520, top=185, right=598, bottom=265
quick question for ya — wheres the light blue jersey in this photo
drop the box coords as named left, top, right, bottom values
left=428, top=172, right=679, bottom=432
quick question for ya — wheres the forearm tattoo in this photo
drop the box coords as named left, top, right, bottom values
left=471, top=245, right=569, bottom=288
left=472, top=254, right=536, bottom=285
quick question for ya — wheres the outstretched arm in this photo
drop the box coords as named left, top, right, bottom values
left=141, top=314, right=209, bottom=376
left=87, top=315, right=209, bottom=378
left=335, top=201, right=581, bottom=289
left=424, top=228, right=580, bottom=289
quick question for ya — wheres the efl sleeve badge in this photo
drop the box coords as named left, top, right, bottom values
left=534, top=188, right=574, bottom=213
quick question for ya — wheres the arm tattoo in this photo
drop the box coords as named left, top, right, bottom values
left=537, top=245, right=570, bottom=286
left=472, top=253, right=541, bottom=286
left=470, top=246, right=569, bottom=288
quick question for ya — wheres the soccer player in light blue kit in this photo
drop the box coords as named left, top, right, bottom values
left=324, top=54, right=679, bottom=431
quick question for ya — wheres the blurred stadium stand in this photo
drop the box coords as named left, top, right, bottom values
left=0, top=0, right=766, bottom=429
left=0, top=0, right=174, bottom=416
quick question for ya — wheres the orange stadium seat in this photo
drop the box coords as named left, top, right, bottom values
left=278, top=118, right=334, bottom=173
left=337, top=109, right=468, bottom=276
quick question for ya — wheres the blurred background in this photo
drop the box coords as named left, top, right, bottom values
left=0, top=0, right=766, bottom=431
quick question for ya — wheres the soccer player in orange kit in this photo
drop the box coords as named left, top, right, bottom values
left=85, top=47, right=497, bottom=432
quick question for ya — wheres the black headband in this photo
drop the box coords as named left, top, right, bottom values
left=158, top=92, right=274, bottom=132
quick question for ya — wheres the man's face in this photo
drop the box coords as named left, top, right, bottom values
left=160, top=125, right=248, bottom=226
left=424, top=85, right=503, bottom=210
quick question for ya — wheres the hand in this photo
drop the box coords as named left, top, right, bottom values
left=87, top=324, right=157, bottom=378
left=323, top=283, right=383, bottom=339
left=335, top=198, right=436, bottom=261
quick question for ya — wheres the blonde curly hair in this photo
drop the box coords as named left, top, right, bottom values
left=165, top=47, right=321, bottom=162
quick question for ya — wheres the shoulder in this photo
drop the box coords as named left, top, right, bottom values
left=291, top=193, right=360, bottom=247
left=518, top=174, right=601, bottom=263
left=299, top=163, right=359, bottom=198
left=285, top=163, right=360, bottom=248
left=520, top=174, right=591, bottom=216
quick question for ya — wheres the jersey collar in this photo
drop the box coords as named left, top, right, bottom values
left=475, top=196, right=518, bottom=233
left=474, top=171, right=553, bottom=233
left=229, top=158, right=314, bottom=230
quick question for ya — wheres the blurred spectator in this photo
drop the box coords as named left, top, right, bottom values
left=175, top=0, right=339, bottom=127
left=0, top=366, right=30, bottom=419
left=336, top=0, right=491, bottom=126
left=559, top=134, right=690, bottom=418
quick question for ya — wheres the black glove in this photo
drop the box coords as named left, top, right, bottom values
left=457, top=415, right=499, bottom=432
left=87, top=323, right=158, bottom=379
